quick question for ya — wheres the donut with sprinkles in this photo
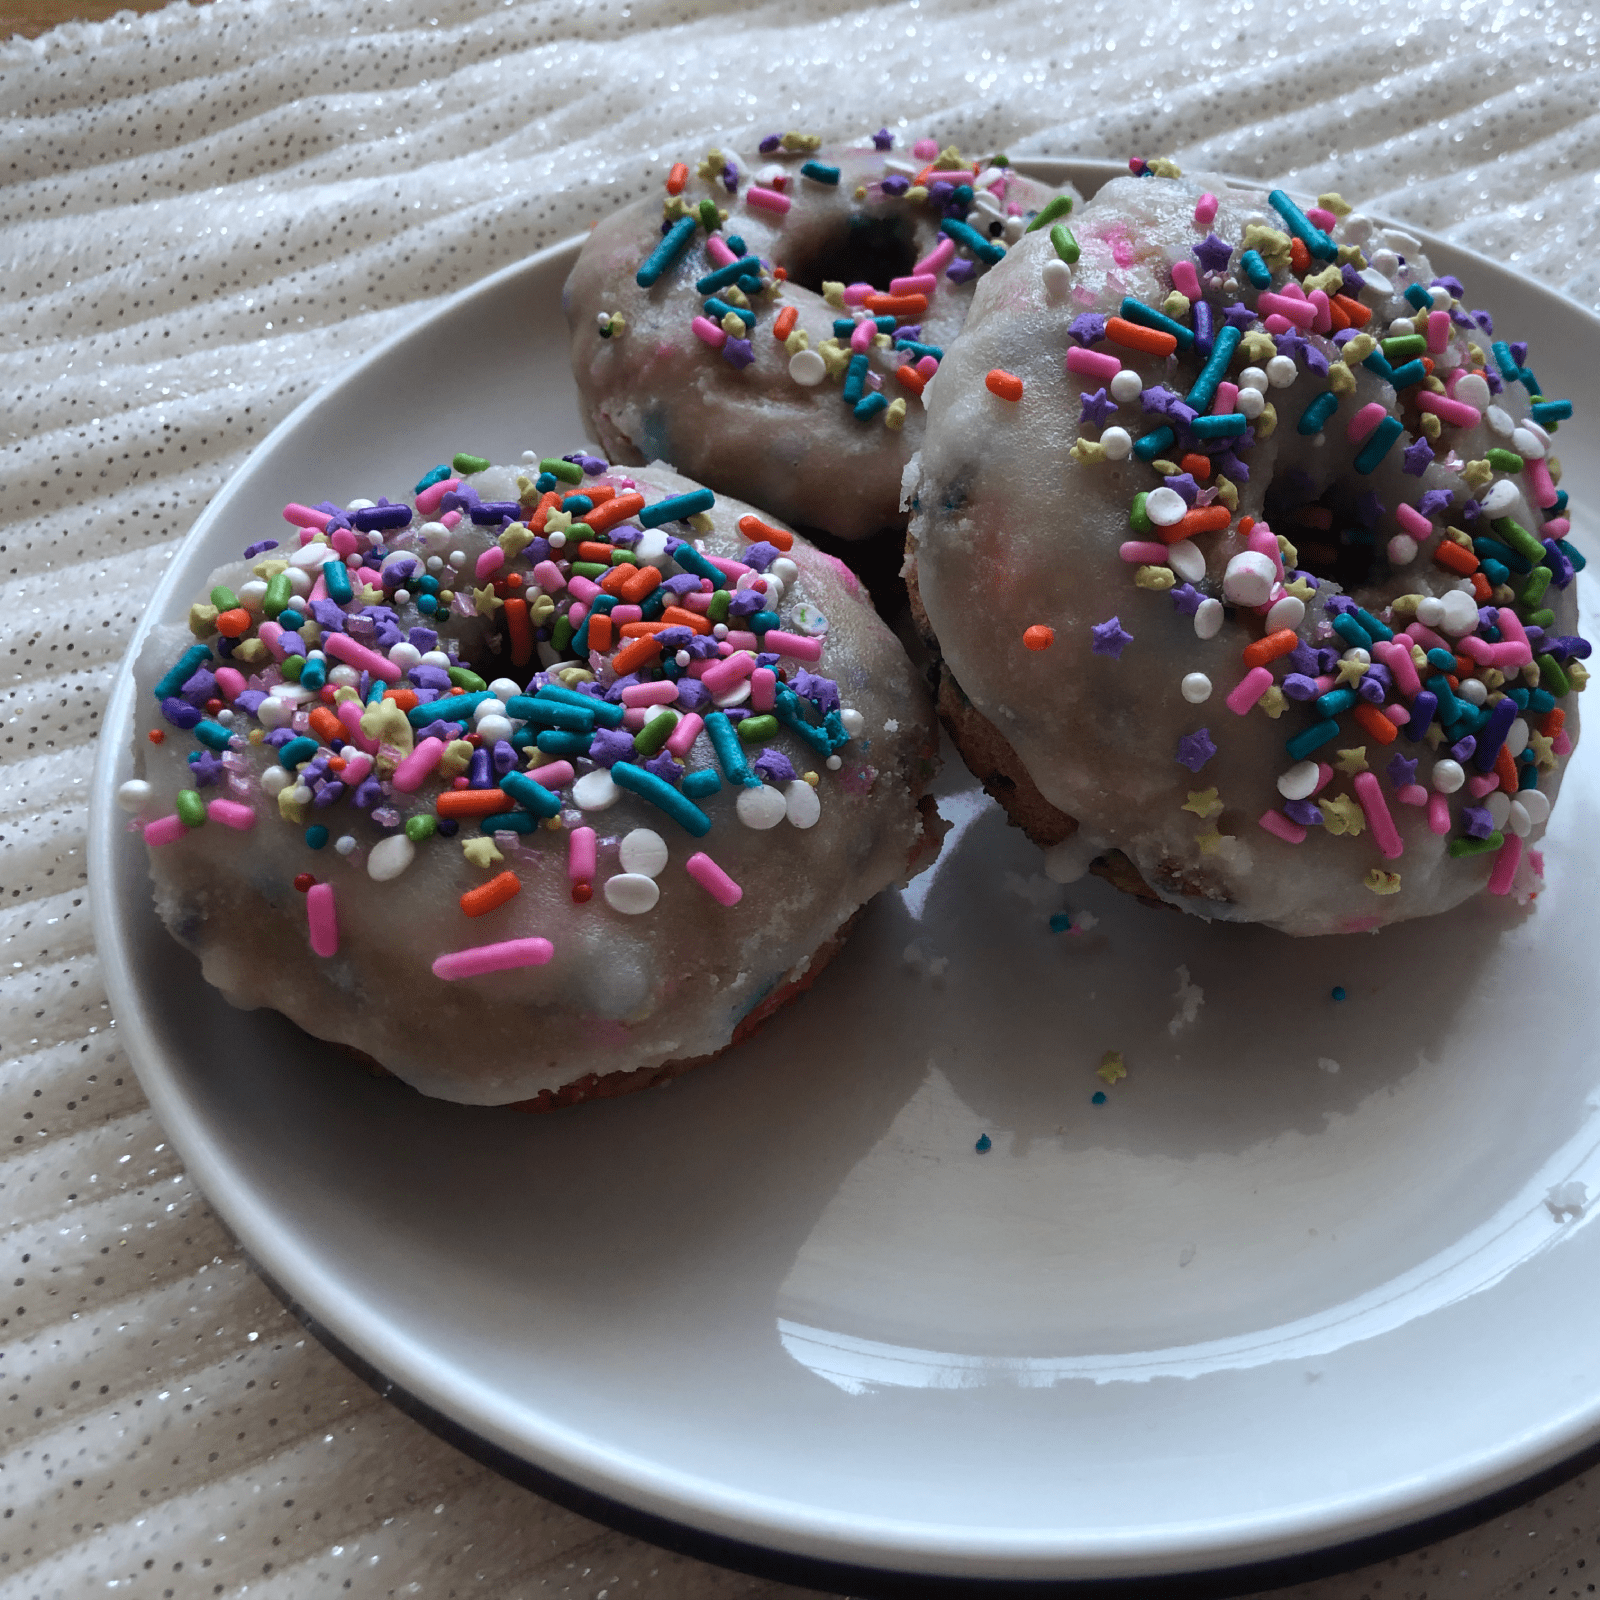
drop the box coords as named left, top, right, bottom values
left=564, top=129, right=1072, bottom=542
left=907, top=163, right=1584, bottom=934
left=127, top=453, right=940, bottom=1105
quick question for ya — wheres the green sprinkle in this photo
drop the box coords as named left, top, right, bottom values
left=1449, top=831, right=1504, bottom=857
left=569, top=561, right=609, bottom=580
left=552, top=615, right=575, bottom=654
left=1049, top=223, right=1079, bottom=264
left=175, top=789, right=207, bottom=829
left=1492, top=516, right=1547, bottom=565
left=1027, top=195, right=1074, bottom=233
left=1528, top=607, right=1556, bottom=629
left=280, top=654, right=305, bottom=682
left=698, top=197, right=720, bottom=230
left=209, top=584, right=240, bottom=612
left=1520, top=566, right=1552, bottom=607
left=632, top=709, right=680, bottom=757
left=1538, top=652, right=1571, bottom=697
left=405, top=814, right=437, bottom=843
left=453, top=452, right=492, bottom=476
left=447, top=666, right=487, bottom=691
left=707, top=589, right=731, bottom=623
left=1485, top=448, right=1524, bottom=473
left=737, top=714, right=779, bottom=743
left=1128, top=492, right=1154, bottom=534
left=262, top=572, right=293, bottom=618
left=536, top=456, right=582, bottom=484
left=610, top=547, right=635, bottom=566
left=1381, top=334, right=1428, bottom=360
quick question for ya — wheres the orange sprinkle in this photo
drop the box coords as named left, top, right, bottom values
left=1289, top=237, right=1311, bottom=276
left=461, top=871, right=521, bottom=918
left=1470, top=571, right=1493, bottom=602
left=864, top=292, right=929, bottom=316
left=736, top=513, right=794, bottom=552
left=599, top=562, right=637, bottom=596
left=619, top=621, right=676, bottom=638
left=527, top=490, right=563, bottom=533
left=584, top=484, right=616, bottom=506
left=1105, top=317, right=1177, bottom=357
left=1433, top=540, right=1479, bottom=577
left=576, top=541, right=616, bottom=563
left=437, top=788, right=511, bottom=819
left=1353, top=703, right=1399, bottom=745
left=382, top=689, right=420, bottom=712
left=308, top=707, right=342, bottom=743
left=1453, top=654, right=1475, bottom=678
left=504, top=596, right=532, bottom=665
left=773, top=305, right=798, bottom=341
left=1238, top=515, right=1256, bottom=538
left=895, top=365, right=927, bottom=396
left=216, top=607, right=252, bottom=638
left=1163, top=505, right=1231, bottom=544
left=587, top=613, right=614, bottom=654
left=1494, top=743, right=1518, bottom=793
left=612, top=634, right=663, bottom=675
left=661, top=605, right=712, bottom=634
left=1332, top=294, right=1371, bottom=326
left=580, top=491, right=646, bottom=535
left=985, top=369, right=1024, bottom=402
left=666, top=161, right=688, bottom=196
left=327, top=755, right=346, bottom=773
left=504, top=572, right=523, bottom=589
left=619, top=565, right=662, bottom=604
left=148, top=728, right=165, bottom=745
left=1023, top=625, right=1054, bottom=652
left=773, top=266, right=787, bottom=281
left=1542, top=707, right=1567, bottom=739
left=1326, top=299, right=1350, bottom=333
left=1242, top=629, right=1298, bottom=669
left=1179, top=453, right=1212, bottom=482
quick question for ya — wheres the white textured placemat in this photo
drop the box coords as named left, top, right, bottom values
left=5, top=1, right=1600, bottom=1593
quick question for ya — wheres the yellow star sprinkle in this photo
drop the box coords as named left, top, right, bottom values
left=542, top=509, right=575, bottom=536
left=1335, top=657, right=1368, bottom=687
left=463, top=837, right=503, bottom=869
left=1570, top=661, right=1589, bottom=691
left=1335, top=747, right=1369, bottom=775
left=438, top=739, right=474, bottom=779
left=1196, top=827, right=1229, bottom=856
left=1319, top=794, right=1365, bottom=836
left=1258, top=686, right=1288, bottom=719
left=1183, top=788, right=1224, bottom=819
left=1364, top=869, right=1402, bottom=895
left=1284, top=577, right=1316, bottom=603
left=1070, top=439, right=1108, bottom=465
left=1328, top=361, right=1356, bottom=396
left=1317, top=191, right=1353, bottom=218
left=472, top=584, right=504, bottom=618
left=1424, top=723, right=1447, bottom=749
left=1097, top=1051, right=1127, bottom=1085
left=1239, top=330, right=1277, bottom=366
left=1528, top=730, right=1557, bottom=769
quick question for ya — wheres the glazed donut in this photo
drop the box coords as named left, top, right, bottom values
left=126, top=451, right=940, bottom=1106
left=907, top=165, right=1586, bottom=935
left=564, top=129, right=1071, bottom=541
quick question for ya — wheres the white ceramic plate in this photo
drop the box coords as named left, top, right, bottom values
left=90, top=161, right=1600, bottom=1585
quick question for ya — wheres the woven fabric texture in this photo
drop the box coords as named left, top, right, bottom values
left=5, top=0, right=1600, bottom=1594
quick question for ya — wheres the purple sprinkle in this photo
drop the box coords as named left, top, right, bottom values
left=1461, top=804, right=1495, bottom=839
left=1068, top=313, right=1106, bottom=346
left=1386, top=754, right=1418, bottom=789
left=759, top=134, right=782, bottom=154
left=1091, top=616, right=1133, bottom=659
left=1283, top=674, right=1319, bottom=701
left=491, top=740, right=518, bottom=777
left=588, top=729, right=636, bottom=768
left=752, top=748, right=797, bottom=784
left=1192, top=234, right=1233, bottom=274
left=1418, top=489, right=1454, bottom=519
left=187, top=750, right=224, bottom=788
left=1432, top=275, right=1465, bottom=298
left=1192, top=298, right=1214, bottom=357
left=722, top=337, right=755, bottom=369
left=1451, top=735, right=1478, bottom=764
left=1288, top=643, right=1319, bottom=676
left=1176, top=728, right=1217, bottom=773
left=946, top=258, right=978, bottom=284
left=1163, top=473, right=1200, bottom=506
left=242, top=539, right=279, bottom=559
left=643, top=751, right=685, bottom=785
left=1283, top=798, right=1323, bottom=827
left=881, top=175, right=910, bottom=197
left=353, top=777, right=383, bottom=809
left=1170, top=584, right=1203, bottom=616
left=873, top=128, right=894, bottom=150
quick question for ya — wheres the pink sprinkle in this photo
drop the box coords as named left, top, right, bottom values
left=751, top=667, right=776, bottom=712
left=1171, top=260, right=1201, bottom=300
left=528, top=760, right=574, bottom=789
left=1259, top=809, right=1307, bottom=844
left=746, top=184, right=791, bottom=215
left=141, top=813, right=186, bottom=847
left=306, top=882, right=338, bottom=958
left=1426, top=309, right=1451, bottom=353
left=701, top=651, right=757, bottom=696
left=912, top=137, right=939, bottom=159
left=416, top=478, right=459, bottom=518
left=890, top=274, right=938, bottom=295
left=692, top=315, right=728, bottom=349
left=1313, top=762, right=1335, bottom=796
left=340, top=752, right=373, bottom=787
left=1373, top=640, right=1422, bottom=698
left=842, top=282, right=874, bottom=306
left=622, top=681, right=678, bottom=707
left=258, top=620, right=288, bottom=661
left=1306, top=206, right=1339, bottom=232
left=282, top=502, right=328, bottom=528
left=1397, top=783, right=1429, bottom=807
left=1110, top=234, right=1136, bottom=269
left=1555, top=730, right=1574, bottom=756
left=1416, top=391, right=1481, bottom=429
left=440, top=510, right=461, bottom=529
left=681, top=590, right=713, bottom=614
left=309, top=574, right=329, bottom=603
left=1258, top=292, right=1316, bottom=329
left=705, top=236, right=737, bottom=269
left=850, top=319, right=876, bottom=353
left=686, top=851, right=743, bottom=906
left=1262, top=314, right=1293, bottom=336
left=475, top=546, right=505, bottom=582
left=433, top=937, right=555, bottom=981
left=1308, top=290, right=1332, bottom=335
left=206, top=798, right=256, bottom=830
left=723, top=629, right=760, bottom=652
left=913, top=236, right=955, bottom=277
left=703, top=554, right=753, bottom=582
left=1427, top=793, right=1452, bottom=835
left=666, top=712, right=703, bottom=759
left=336, top=697, right=378, bottom=752
left=915, top=354, right=939, bottom=379
left=762, top=629, right=824, bottom=662
left=1406, top=621, right=1451, bottom=653
left=1211, top=381, right=1238, bottom=416
left=1524, top=456, right=1558, bottom=508
left=1496, top=608, right=1534, bottom=666
left=1353, top=771, right=1403, bottom=860
left=214, top=665, right=247, bottom=701
left=1466, top=773, right=1501, bottom=799
left=1065, top=346, right=1121, bottom=383
left=1487, top=832, right=1523, bottom=895
left=1120, top=540, right=1170, bottom=563
left=611, top=603, right=643, bottom=627
left=568, top=826, right=596, bottom=885
left=325, top=631, right=402, bottom=682
left=1226, top=665, right=1274, bottom=714
left=330, top=527, right=360, bottom=557
left=392, top=737, right=445, bottom=793
left=1395, top=502, right=1432, bottom=540
left=1194, top=193, right=1218, bottom=226
left=533, top=559, right=567, bottom=594
left=567, top=576, right=602, bottom=606
left=1346, top=402, right=1389, bottom=444
left=1544, top=517, right=1571, bottom=538
left=1457, top=635, right=1495, bottom=666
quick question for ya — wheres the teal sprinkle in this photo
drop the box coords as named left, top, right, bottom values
left=1331, top=986, right=1346, bottom=1001
left=1133, top=426, right=1176, bottom=463
left=278, top=735, right=318, bottom=769
left=1048, top=911, right=1072, bottom=933
left=1267, top=189, right=1336, bottom=259
left=1286, top=720, right=1341, bottom=761
left=636, top=215, right=697, bottom=288
left=479, top=812, right=537, bottom=834
left=1404, top=284, right=1432, bottom=312
left=1353, top=415, right=1403, bottom=474
left=638, top=489, right=715, bottom=528
left=800, top=160, right=841, bottom=185
left=1190, top=412, right=1246, bottom=439
left=1120, top=296, right=1195, bottom=350
left=193, top=719, right=234, bottom=752
left=413, top=464, right=451, bottom=494
left=939, top=217, right=1005, bottom=264
left=975, top=1133, right=992, bottom=1153
left=842, top=352, right=869, bottom=407
left=1091, top=1091, right=1108, bottom=1106
left=681, top=768, right=722, bottom=799
left=1491, top=341, right=1520, bottom=383
left=1531, top=400, right=1572, bottom=426
left=1183, top=324, right=1241, bottom=412
left=853, top=391, right=889, bottom=421
left=1298, top=391, right=1340, bottom=435
left=1240, top=249, right=1271, bottom=289
left=153, top=643, right=212, bottom=703
left=323, top=559, right=353, bottom=605
left=304, top=825, right=330, bottom=850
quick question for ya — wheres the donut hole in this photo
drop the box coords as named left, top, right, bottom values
left=1265, top=469, right=1386, bottom=592
left=779, top=214, right=921, bottom=297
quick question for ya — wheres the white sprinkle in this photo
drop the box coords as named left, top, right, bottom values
left=618, top=828, right=669, bottom=877
left=1100, top=426, right=1132, bottom=460
left=1145, top=487, right=1187, bottom=527
left=1266, top=593, right=1305, bottom=630
left=737, top=784, right=788, bottom=828
left=116, top=778, right=152, bottom=813
left=1041, top=258, right=1073, bottom=303
left=603, top=873, right=660, bottom=914
left=1109, top=368, right=1143, bottom=404
left=789, top=349, right=827, bottom=386
left=1167, top=539, right=1205, bottom=583
left=785, top=779, right=821, bottom=828
left=1181, top=672, right=1212, bottom=704
left=572, top=769, right=621, bottom=810
left=1265, top=355, right=1298, bottom=388
left=1386, top=533, right=1419, bottom=567
left=366, top=833, right=416, bottom=882
left=1194, top=597, right=1224, bottom=640
left=1277, top=760, right=1319, bottom=800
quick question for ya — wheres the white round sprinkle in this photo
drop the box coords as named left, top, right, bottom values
left=1431, top=758, right=1466, bottom=794
left=1486, top=790, right=1512, bottom=830
left=1430, top=286, right=1453, bottom=309
left=472, top=698, right=508, bottom=724
left=257, top=696, right=294, bottom=730
left=1415, top=596, right=1446, bottom=627
left=826, top=754, right=842, bottom=770
left=785, top=779, right=821, bottom=828
left=547, top=531, right=566, bottom=550
left=1003, top=215, right=1025, bottom=243
left=1341, top=646, right=1371, bottom=667
left=1041, top=258, right=1073, bottom=303
left=260, top=766, right=290, bottom=797
left=791, top=602, right=829, bottom=636
left=1505, top=716, right=1530, bottom=758
left=1265, top=355, right=1298, bottom=388
left=1343, top=215, right=1373, bottom=244
left=393, top=589, right=410, bottom=605
left=1512, top=426, right=1546, bottom=460
left=448, top=550, right=468, bottom=568
left=328, top=665, right=360, bottom=689
left=116, top=778, right=152, bottom=813
left=1485, top=404, right=1514, bottom=438
left=1388, top=317, right=1415, bottom=337
left=1222, top=550, right=1277, bottom=607
left=572, top=769, right=621, bottom=810
left=840, top=708, right=865, bottom=736
left=1145, top=487, right=1188, bottom=528
left=1109, top=368, right=1143, bottom=404
left=619, top=828, right=669, bottom=878
left=771, top=557, right=799, bottom=586
left=1238, top=366, right=1269, bottom=393
left=713, top=677, right=752, bottom=708
left=603, top=873, right=660, bottom=915
left=1521, top=419, right=1552, bottom=450
left=1453, top=372, right=1491, bottom=411
left=1438, top=589, right=1481, bottom=636
left=421, top=650, right=451, bottom=668
left=1181, top=672, right=1213, bottom=704
left=389, top=641, right=422, bottom=669
left=476, top=714, right=514, bottom=746
left=1194, top=597, right=1224, bottom=640
left=1166, top=539, right=1205, bottom=584
left=488, top=677, right=521, bottom=701
left=1266, top=594, right=1306, bottom=631
left=335, top=834, right=357, bottom=857
left=367, top=833, right=416, bottom=882
left=1387, top=534, right=1419, bottom=567
left=1278, top=761, right=1320, bottom=801
left=1359, top=267, right=1393, bottom=295
left=1100, top=426, right=1132, bottom=460
left=1519, top=788, right=1551, bottom=824
left=789, top=349, right=827, bottom=386
left=1237, top=386, right=1265, bottom=419
left=238, top=580, right=268, bottom=612
left=736, top=784, right=788, bottom=829
left=347, top=497, right=376, bottom=511
left=1506, top=799, right=1532, bottom=838
left=1459, top=677, right=1488, bottom=706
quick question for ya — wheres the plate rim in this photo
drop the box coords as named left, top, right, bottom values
left=87, top=157, right=1600, bottom=1584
